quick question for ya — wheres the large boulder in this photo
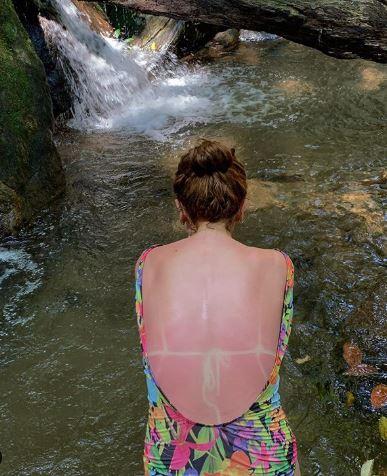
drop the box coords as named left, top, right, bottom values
left=13, top=0, right=72, bottom=118
left=0, top=0, right=65, bottom=236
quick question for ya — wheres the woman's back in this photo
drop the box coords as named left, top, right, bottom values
left=134, top=139, right=299, bottom=474
left=142, top=232, right=288, bottom=425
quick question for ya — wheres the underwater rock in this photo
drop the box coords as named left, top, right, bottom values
left=345, top=282, right=387, bottom=359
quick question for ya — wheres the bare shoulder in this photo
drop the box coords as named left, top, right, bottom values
left=134, top=243, right=165, bottom=274
left=145, top=239, right=186, bottom=261
left=136, top=239, right=187, bottom=271
left=245, top=245, right=289, bottom=281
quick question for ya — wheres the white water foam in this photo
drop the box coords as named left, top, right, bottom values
left=0, top=248, right=43, bottom=323
left=240, top=30, right=279, bottom=42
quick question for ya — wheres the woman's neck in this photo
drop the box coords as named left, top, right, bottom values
left=189, top=221, right=232, bottom=237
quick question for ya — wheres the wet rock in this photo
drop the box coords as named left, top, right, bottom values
left=246, top=178, right=283, bottom=211
left=185, top=28, right=240, bottom=60
left=177, top=22, right=226, bottom=58
left=298, top=188, right=385, bottom=251
left=358, top=66, right=386, bottom=92
left=256, top=171, right=305, bottom=183
left=133, top=14, right=184, bottom=52
left=345, top=281, right=387, bottom=359
left=361, top=171, right=387, bottom=187
left=13, top=0, right=72, bottom=118
left=0, top=0, right=65, bottom=236
left=275, top=79, right=314, bottom=96
left=72, top=1, right=114, bottom=37
left=212, top=29, right=240, bottom=49
left=133, top=14, right=223, bottom=58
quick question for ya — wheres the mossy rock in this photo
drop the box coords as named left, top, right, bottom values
left=0, top=0, right=65, bottom=236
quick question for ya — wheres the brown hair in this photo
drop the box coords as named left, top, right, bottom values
left=173, top=139, right=247, bottom=231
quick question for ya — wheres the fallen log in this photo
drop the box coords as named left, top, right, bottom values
left=83, top=0, right=387, bottom=62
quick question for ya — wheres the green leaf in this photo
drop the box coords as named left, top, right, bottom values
left=201, top=450, right=223, bottom=473
left=216, top=438, right=226, bottom=459
left=196, top=426, right=214, bottom=443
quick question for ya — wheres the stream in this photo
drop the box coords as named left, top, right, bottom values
left=0, top=5, right=386, bottom=475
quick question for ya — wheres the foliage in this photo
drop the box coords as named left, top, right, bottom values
left=98, top=2, right=145, bottom=39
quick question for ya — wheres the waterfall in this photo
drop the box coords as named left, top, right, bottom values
left=39, top=0, right=209, bottom=136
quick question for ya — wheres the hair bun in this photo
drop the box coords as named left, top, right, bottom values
left=190, top=140, right=235, bottom=177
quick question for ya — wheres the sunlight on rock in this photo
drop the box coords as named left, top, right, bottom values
left=295, top=355, right=311, bottom=364
left=246, top=179, right=283, bottom=211
left=359, top=67, right=386, bottom=91
left=72, top=0, right=114, bottom=37
left=301, top=189, right=384, bottom=238
left=275, top=79, right=313, bottom=95
left=219, top=43, right=262, bottom=65
left=341, top=191, right=384, bottom=235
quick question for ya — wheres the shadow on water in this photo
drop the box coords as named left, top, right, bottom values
left=0, top=37, right=386, bottom=475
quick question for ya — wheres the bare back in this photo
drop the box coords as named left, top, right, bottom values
left=141, top=232, right=288, bottom=425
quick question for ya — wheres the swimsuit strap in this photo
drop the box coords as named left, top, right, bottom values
left=135, top=244, right=162, bottom=356
left=270, top=248, right=295, bottom=378
left=137, top=244, right=161, bottom=267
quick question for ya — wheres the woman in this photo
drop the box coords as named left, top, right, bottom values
left=134, top=139, right=300, bottom=475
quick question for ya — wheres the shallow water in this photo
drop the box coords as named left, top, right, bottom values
left=1, top=39, right=386, bottom=475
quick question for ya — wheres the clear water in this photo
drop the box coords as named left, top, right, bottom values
left=0, top=27, right=386, bottom=476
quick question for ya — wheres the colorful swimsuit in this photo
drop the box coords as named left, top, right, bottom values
left=134, top=244, right=298, bottom=475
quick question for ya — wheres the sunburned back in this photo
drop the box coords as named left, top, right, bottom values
left=141, top=233, right=288, bottom=425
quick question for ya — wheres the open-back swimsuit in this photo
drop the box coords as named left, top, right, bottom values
left=134, top=244, right=298, bottom=475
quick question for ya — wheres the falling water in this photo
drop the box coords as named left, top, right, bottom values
left=39, top=0, right=210, bottom=136
left=39, top=0, right=151, bottom=129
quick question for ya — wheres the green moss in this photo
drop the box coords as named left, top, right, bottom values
left=0, top=0, right=64, bottom=235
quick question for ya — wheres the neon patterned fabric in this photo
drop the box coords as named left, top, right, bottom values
left=135, top=244, right=298, bottom=475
